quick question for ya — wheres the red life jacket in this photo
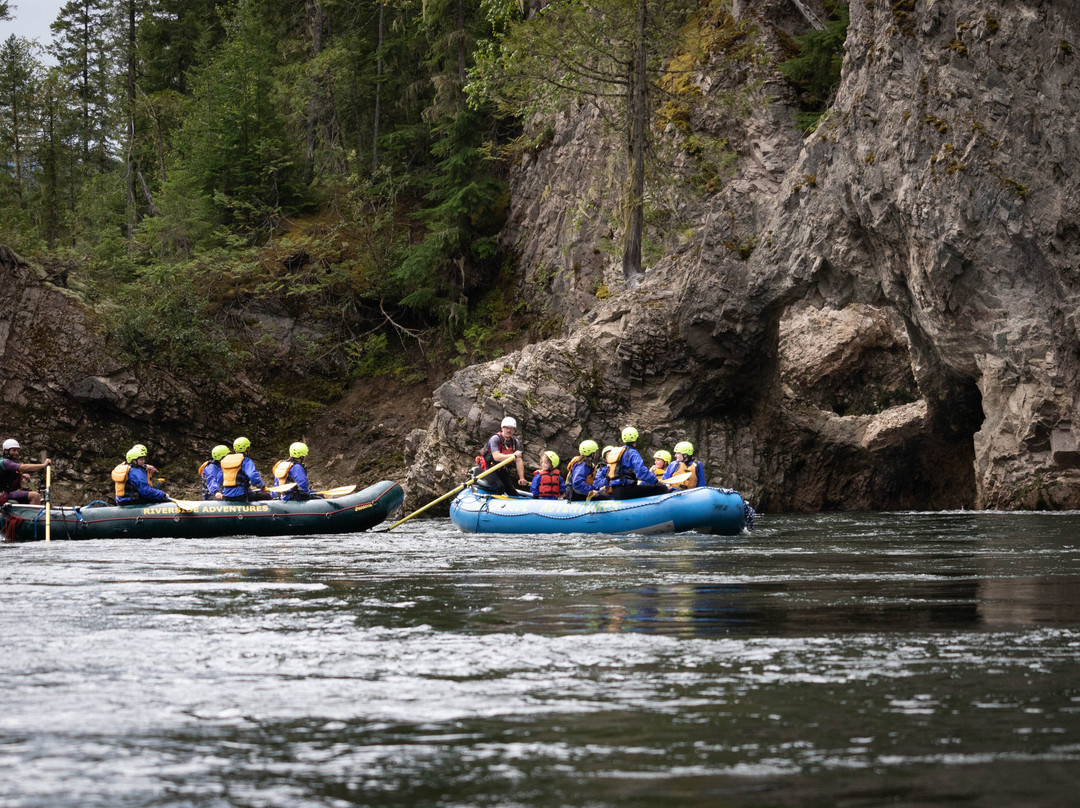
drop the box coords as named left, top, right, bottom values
left=482, top=433, right=519, bottom=468
left=532, top=468, right=562, bottom=498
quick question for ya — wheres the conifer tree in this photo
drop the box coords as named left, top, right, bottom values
left=470, top=0, right=698, bottom=281
left=0, top=35, right=39, bottom=206
left=50, top=0, right=116, bottom=172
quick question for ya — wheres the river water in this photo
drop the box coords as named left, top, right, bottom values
left=2, top=512, right=1079, bottom=806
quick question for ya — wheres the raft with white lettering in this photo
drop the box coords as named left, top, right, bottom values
left=449, top=486, right=750, bottom=536
left=2, top=480, right=403, bottom=542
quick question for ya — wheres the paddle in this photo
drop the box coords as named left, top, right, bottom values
left=663, top=471, right=694, bottom=486
left=385, top=455, right=516, bottom=531
left=44, top=461, right=51, bottom=542
left=169, top=497, right=197, bottom=513
left=316, top=485, right=356, bottom=498
left=266, top=482, right=356, bottom=497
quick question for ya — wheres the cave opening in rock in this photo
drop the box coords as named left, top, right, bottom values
left=776, top=300, right=979, bottom=509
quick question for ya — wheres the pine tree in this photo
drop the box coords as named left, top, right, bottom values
left=0, top=35, right=39, bottom=207
left=470, top=0, right=698, bottom=281
left=50, top=0, right=117, bottom=172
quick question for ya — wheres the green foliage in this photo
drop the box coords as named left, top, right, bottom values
left=173, top=0, right=308, bottom=237
left=346, top=333, right=426, bottom=384
left=780, top=3, right=850, bottom=133
left=106, top=262, right=239, bottom=378
left=394, top=105, right=506, bottom=327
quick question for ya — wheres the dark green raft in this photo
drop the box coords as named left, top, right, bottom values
left=1, top=480, right=403, bottom=542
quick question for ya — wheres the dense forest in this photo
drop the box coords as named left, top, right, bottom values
left=0, top=0, right=845, bottom=394
left=0, top=0, right=530, bottom=387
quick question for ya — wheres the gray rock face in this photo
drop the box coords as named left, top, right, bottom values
left=407, top=0, right=1080, bottom=511
left=0, top=247, right=256, bottom=502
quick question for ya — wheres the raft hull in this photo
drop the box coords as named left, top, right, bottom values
left=449, top=486, right=748, bottom=536
left=3, top=480, right=403, bottom=542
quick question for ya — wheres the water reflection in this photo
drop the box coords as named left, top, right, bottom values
left=2, top=514, right=1079, bottom=806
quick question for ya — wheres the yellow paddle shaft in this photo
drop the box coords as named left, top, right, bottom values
left=386, top=455, right=516, bottom=530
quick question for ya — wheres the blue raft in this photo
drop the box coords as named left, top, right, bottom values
left=449, top=486, right=750, bottom=535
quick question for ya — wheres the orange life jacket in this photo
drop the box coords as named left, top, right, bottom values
left=111, top=463, right=131, bottom=498
left=566, top=456, right=595, bottom=487
left=272, top=459, right=293, bottom=483
left=604, top=446, right=633, bottom=484
left=666, top=460, right=700, bottom=490
left=221, top=453, right=246, bottom=487
left=533, top=468, right=562, bottom=498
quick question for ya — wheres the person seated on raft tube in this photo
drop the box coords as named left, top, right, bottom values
left=113, top=444, right=168, bottom=506
left=1, top=438, right=52, bottom=506
left=480, top=416, right=528, bottom=496
left=564, top=440, right=610, bottom=502
left=662, top=441, right=707, bottom=489
left=651, top=449, right=671, bottom=480
left=605, top=427, right=670, bottom=500
left=220, top=437, right=273, bottom=502
left=530, top=450, right=566, bottom=499
left=273, top=442, right=313, bottom=501
left=199, top=444, right=230, bottom=500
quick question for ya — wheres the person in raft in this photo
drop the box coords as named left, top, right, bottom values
left=481, top=416, right=528, bottom=495
left=604, top=427, right=669, bottom=500
left=661, top=441, right=707, bottom=489
left=530, top=450, right=566, bottom=499
left=0, top=439, right=51, bottom=506
left=112, top=444, right=168, bottom=506
left=220, top=437, right=273, bottom=502
left=272, top=442, right=313, bottom=501
left=651, top=449, right=671, bottom=480
left=199, top=444, right=230, bottom=500
left=564, top=440, right=609, bottom=501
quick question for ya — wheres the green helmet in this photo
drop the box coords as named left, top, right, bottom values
left=211, top=444, right=230, bottom=461
left=579, top=439, right=599, bottom=457
left=233, top=436, right=251, bottom=453
left=654, top=449, right=672, bottom=463
left=621, top=426, right=639, bottom=443
left=126, top=444, right=148, bottom=464
left=543, top=450, right=560, bottom=468
left=674, top=440, right=694, bottom=456
left=290, top=441, right=309, bottom=459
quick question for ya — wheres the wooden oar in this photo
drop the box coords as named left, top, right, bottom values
left=316, top=485, right=356, bottom=498
left=663, top=471, right=694, bottom=486
left=385, top=455, right=516, bottom=531
left=44, top=462, right=51, bottom=542
left=169, top=497, right=197, bottom=513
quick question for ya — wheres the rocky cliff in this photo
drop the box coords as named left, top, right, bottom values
left=407, top=0, right=1080, bottom=511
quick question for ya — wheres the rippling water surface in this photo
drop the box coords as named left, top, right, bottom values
left=2, top=512, right=1079, bottom=806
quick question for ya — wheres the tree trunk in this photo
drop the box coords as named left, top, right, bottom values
left=622, top=0, right=648, bottom=281
left=456, top=0, right=467, bottom=85
left=125, top=0, right=137, bottom=241
left=305, top=0, right=323, bottom=184
left=373, top=0, right=384, bottom=171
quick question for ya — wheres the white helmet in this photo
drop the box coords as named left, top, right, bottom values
left=2, top=439, right=19, bottom=452
left=501, top=416, right=517, bottom=429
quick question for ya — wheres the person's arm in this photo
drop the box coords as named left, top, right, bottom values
left=529, top=473, right=541, bottom=498
left=244, top=457, right=265, bottom=488
left=133, top=468, right=168, bottom=500
left=632, top=452, right=658, bottom=484
left=661, top=463, right=675, bottom=481
left=16, top=458, right=51, bottom=474
left=488, top=436, right=518, bottom=462
left=696, top=462, right=706, bottom=487
left=292, top=465, right=311, bottom=494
